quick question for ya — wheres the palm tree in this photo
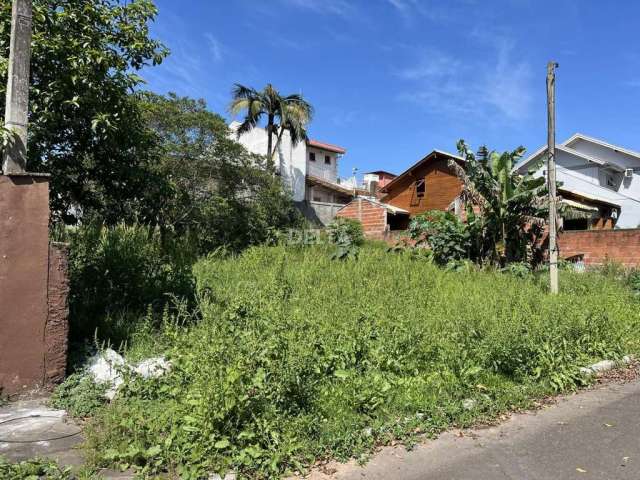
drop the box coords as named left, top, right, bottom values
left=228, top=83, right=313, bottom=166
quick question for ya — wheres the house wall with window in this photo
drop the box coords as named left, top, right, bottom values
left=518, top=134, right=640, bottom=229
left=381, top=156, right=462, bottom=217
left=306, top=147, right=339, bottom=183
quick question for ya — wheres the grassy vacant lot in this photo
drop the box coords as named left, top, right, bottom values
left=85, top=244, right=640, bottom=479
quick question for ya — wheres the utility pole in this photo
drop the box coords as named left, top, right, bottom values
left=546, top=61, right=559, bottom=294
left=2, top=0, right=32, bottom=174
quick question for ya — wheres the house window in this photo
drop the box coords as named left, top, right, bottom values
left=313, top=195, right=322, bottom=202
left=325, top=155, right=331, bottom=165
left=410, top=179, right=426, bottom=206
left=309, top=152, right=316, bottom=162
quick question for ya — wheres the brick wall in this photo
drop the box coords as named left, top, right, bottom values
left=336, top=199, right=387, bottom=239
left=558, top=229, right=640, bottom=266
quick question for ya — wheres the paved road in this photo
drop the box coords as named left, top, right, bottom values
left=306, top=380, right=640, bottom=480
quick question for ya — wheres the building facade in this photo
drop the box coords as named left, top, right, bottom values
left=230, top=122, right=364, bottom=224
left=518, top=133, right=640, bottom=229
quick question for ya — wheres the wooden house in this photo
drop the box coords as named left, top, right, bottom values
left=336, top=150, right=464, bottom=236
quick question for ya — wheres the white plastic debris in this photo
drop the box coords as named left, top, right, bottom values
left=86, top=349, right=171, bottom=400
left=134, top=357, right=172, bottom=379
left=462, top=399, right=477, bottom=411
left=208, top=473, right=236, bottom=480
left=87, top=348, right=126, bottom=399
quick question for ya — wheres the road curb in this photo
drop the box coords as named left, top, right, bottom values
left=579, top=354, right=634, bottom=376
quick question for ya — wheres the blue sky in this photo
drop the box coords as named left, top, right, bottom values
left=143, top=0, right=640, bottom=179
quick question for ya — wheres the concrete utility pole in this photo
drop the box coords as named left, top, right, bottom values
left=546, top=61, right=559, bottom=294
left=2, top=0, right=32, bottom=174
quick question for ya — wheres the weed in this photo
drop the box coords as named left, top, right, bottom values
left=50, top=373, right=108, bottom=418
left=83, top=244, right=640, bottom=478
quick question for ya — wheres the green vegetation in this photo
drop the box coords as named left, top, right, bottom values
left=57, top=223, right=196, bottom=346
left=449, top=141, right=547, bottom=265
left=140, top=92, right=304, bottom=254
left=49, top=373, right=108, bottom=418
left=327, top=217, right=365, bottom=260
left=79, top=244, right=640, bottom=479
left=408, top=211, right=471, bottom=265
left=0, top=456, right=96, bottom=480
left=0, top=0, right=168, bottom=224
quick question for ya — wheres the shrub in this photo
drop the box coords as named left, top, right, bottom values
left=50, top=373, right=108, bottom=418
left=84, top=244, right=640, bottom=478
left=409, top=211, right=471, bottom=265
left=327, top=217, right=365, bottom=260
left=0, top=458, right=76, bottom=480
left=628, top=270, right=640, bottom=297
left=60, top=223, right=197, bottom=346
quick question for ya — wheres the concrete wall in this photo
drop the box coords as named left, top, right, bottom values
left=558, top=229, right=640, bottom=266
left=0, top=175, right=69, bottom=396
left=45, top=243, right=70, bottom=387
left=296, top=200, right=345, bottom=226
left=230, top=122, right=307, bottom=201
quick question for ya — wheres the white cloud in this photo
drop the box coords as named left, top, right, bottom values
left=396, top=38, right=532, bottom=122
left=280, top=0, right=354, bottom=17
left=204, top=33, right=223, bottom=62
left=385, top=0, right=460, bottom=23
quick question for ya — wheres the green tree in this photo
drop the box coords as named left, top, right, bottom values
left=139, top=92, right=303, bottom=252
left=0, top=0, right=169, bottom=223
left=228, top=83, right=313, bottom=165
left=450, top=140, right=547, bottom=264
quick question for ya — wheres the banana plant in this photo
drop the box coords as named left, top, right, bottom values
left=449, top=140, right=548, bottom=265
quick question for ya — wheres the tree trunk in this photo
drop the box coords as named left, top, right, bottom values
left=272, top=126, right=287, bottom=174
left=267, top=114, right=274, bottom=167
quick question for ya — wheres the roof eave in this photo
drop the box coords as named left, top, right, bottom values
left=380, top=150, right=462, bottom=193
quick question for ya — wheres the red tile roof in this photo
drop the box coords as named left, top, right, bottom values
left=307, top=139, right=346, bottom=154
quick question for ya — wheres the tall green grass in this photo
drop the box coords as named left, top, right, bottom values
left=60, top=223, right=197, bottom=347
left=85, top=244, right=640, bottom=479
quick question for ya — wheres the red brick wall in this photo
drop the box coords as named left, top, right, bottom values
left=559, top=229, right=640, bottom=266
left=336, top=199, right=387, bottom=239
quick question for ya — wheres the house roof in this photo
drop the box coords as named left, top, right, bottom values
left=306, top=175, right=368, bottom=196
left=379, top=150, right=464, bottom=193
left=337, top=197, right=409, bottom=216
left=364, top=170, right=397, bottom=177
left=564, top=133, right=640, bottom=161
left=307, top=139, right=346, bottom=154
left=517, top=134, right=633, bottom=173
left=558, top=187, right=621, bottom=209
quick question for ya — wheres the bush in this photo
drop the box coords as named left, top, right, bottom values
left=327, top=217, right=365, bottom=260
left=0, top=458, right=76, bottom=480
left=84, top=244, right=640, bottom=478
left=409, top=211, right=471, bottom=265
left=60, top=223, right=197, bottom=346
left=50, top=373, right=108, bottom=418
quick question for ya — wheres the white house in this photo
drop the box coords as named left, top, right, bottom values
left=517, top=133, right=640, bottom=229
left=229, top=121, right=365, bottom=224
